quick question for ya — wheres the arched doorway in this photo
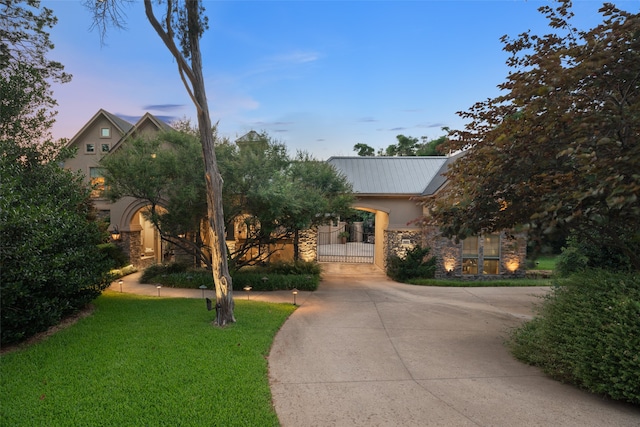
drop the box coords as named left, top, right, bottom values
left=316, top=207, right=388, bottom=267
left=111, top=199, right=165, bottom=268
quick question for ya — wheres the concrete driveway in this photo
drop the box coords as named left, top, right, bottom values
left=268, top=264, right=640, bottom=426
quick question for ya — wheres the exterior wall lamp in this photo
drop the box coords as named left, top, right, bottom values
left=110, top=226, right=121, bottom=241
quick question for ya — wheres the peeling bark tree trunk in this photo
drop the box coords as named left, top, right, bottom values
left=143, top=0, right=234, bottom=325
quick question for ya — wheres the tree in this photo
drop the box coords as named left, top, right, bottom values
left=100, top=130, right=212, bottom=269
left=88, top=0, right=235, bottom=324
left=386, top=134, right=419, bottom=156
left=1, top=1, right=111, bottom=345
left=422, top=1, right=640, bottom=269
left=353, top=143, right=375, bottom=156
left=1, top=0, right=71, bottom=142
left=216, top=132, right=354, bottom=268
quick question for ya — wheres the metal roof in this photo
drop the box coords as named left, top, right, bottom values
left=327, top=156, right=449, bottom=195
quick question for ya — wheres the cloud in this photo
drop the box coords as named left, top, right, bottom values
left=416, top=122, right=448, bottom=129
left=272, top=50, right=320, bottom=64
left=357, top=117, right=378, bottom=123
left=389, top=127, right=406, bottom=131
left=142, top=104, right=185, bottom=112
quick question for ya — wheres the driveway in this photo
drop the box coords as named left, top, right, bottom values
left=268, top=264, right=640, bottom=426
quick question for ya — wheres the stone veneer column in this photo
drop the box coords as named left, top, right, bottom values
left=383, top=230, right=423, bottom=270
left=298, top=227, right=318, bottom=262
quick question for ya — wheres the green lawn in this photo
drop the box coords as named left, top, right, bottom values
left=529, top=255, right=558, bottom=271
left=1, top=292, right=295, bottom=426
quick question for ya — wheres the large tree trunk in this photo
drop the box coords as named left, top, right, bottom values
left=186, top=1, right=234, bottom=325
left=143, top=0, right=234, bottom=325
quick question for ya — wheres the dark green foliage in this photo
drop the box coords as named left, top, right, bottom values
left=556, top=232, right=634, bottom=277
left=140, top=261, right=320, bottom=291
left=97, top=243, right=129, bottom=268
left=509, top=270, right=640, bottom=404
left=0, top=141, right=113, bottom=346
left=386, top=245, right=436, bottom=282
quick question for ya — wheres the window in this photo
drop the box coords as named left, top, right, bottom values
left=462, top=234, right=501, bottom=275
left=462, top=236, right=478, bottom=275
left=85, top=143, right=95, bottom=153
left=483, top=234, right=500, bottom=274
left=101, top=143, right=110, bottom=153
left=100, top=127, right=111, bottom=138
left=90, top=167, right=105, bottom=197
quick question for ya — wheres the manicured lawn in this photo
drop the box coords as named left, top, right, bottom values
left=0, top=292, right=295, bottom=426
left=530, top=255, right=558, bottom=271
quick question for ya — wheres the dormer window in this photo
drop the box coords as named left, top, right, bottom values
left=100, top=127, right=111, bottom=138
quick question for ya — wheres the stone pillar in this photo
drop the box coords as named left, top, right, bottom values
left=299, top=227, right=318, bottom=262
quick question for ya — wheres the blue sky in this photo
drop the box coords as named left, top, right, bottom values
left=43, top=0, right=638, bottom=159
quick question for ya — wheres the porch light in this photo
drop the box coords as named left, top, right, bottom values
left=199, top=284, right=207, bottom=298
left=292, top=288, right=298, bottom=306
left=110, top=226, right=121, bottom=241
left=243, top=286, right=252, bottom=300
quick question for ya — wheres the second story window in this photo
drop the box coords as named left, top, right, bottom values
left=101, top=143, right=110, bottom=153
left=90, top=167, right=105, bottom=198
left=101, top=127, right=111, bottom=138
left=85, top=143, right=95, bottom=153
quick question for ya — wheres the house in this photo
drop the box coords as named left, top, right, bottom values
left=64, top=110, right=526, bottom=278
left=323, top=156, right=527, bottom=279
left=63, top=109, right=172, bottom=267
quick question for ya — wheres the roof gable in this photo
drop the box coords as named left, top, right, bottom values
left=327, top=156, right=449, bottom=195
left=65, top=109, right=134, bottom=149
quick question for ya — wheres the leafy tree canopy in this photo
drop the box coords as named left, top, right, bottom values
left=1, top=0, right=71, bottom=143
left=423, top=1, right=640, bottom=269
left=353, top=131, right=448, bottom=157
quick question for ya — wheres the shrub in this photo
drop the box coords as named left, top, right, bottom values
left=98, top=243, right=129, bottom=268
left=1, top=141, right=113, bottom=346
left=556, top=232, right=633, bottom=277
left=386, top=245, right=436, bottom=282
left=263, top=260, right=322, bottom=276
left=508, top=270, right=640, bottom=404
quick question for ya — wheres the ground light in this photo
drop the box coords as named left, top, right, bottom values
left=118, top=279, right=123, bottom=292
left=244, top=286, right=252, bottom=300
left=199, top=285, right=207, bottom=298
left=156, top=285, right=162, bottom=297
left=292, top=288, right=298, bottom=306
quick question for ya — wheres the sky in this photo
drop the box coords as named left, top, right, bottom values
left=42, top=0, right=639, bottom=159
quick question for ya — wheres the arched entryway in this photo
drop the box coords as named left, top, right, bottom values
left=316, top=207, right=389, bottom=270
left=111, top=199, right=165, bottom=268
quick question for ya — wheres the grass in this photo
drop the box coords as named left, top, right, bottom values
left=407, top=278, right=554, bottom=287
left=529, top=255, right=558, bottom=271
left=0, top=291, right=295, bottom=426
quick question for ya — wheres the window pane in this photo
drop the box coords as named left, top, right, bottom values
left=483, top=259, right=499, bottom=274
left=90, top=167, right=105, bottom=197
left=101, top=144, right=110, bottom=153
left=101, top=128, right=111, bottom=137
left=462, top=236, right=478, bottom=256
left=86, top=143, right=95, bottom=153
left=484, top=234, right=500, bottom=257
left=462, top=258, right=478, bottom=275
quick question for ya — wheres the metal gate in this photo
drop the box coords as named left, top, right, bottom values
left=317, top=222, right=374, bottom=263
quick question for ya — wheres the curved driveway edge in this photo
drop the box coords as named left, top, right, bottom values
left=268, top=264, right=640, bottom=426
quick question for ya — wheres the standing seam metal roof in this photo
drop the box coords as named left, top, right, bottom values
left=327, top=156, right=449, bottom=195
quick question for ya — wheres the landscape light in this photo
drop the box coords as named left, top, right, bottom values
left=243, top=286, right=252, bottom=300
left=292, top=288, right=298, bottom=306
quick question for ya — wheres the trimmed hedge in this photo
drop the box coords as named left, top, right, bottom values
left=386, top=245, right=436, bottom=282
left=508, top=270, right=640, bottom=404
left=140, top=262, right=321, bottom=292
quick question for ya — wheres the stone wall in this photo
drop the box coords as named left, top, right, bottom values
left=298, top=227, right=317, bottom=262
left=383, top=230, right=422, bottom=270
left=425, top=229, right=527, bottom=280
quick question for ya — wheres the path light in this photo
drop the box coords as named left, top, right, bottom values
left=292, top=288, right=298, bottom=306
left=243, top=286, right=252, bottom=300
left=156, top=285, right=162, bottom=297
left=199, top=285, right=207, bottom=299
left=118, top=279, right=123, bottom=293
